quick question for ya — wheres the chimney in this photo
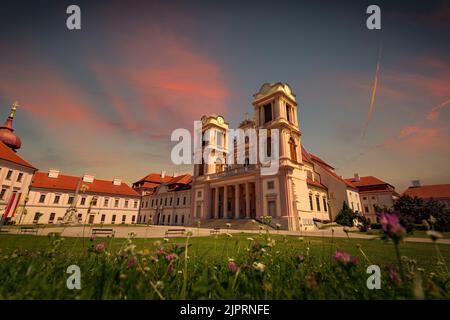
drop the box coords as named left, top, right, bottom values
left=354, top=173, right=360, bottom=182
left=82, top=174, right=94, bottom=183
left=48, top=169, right=60, bottom=178
left=113, top=178, right=122, bottom=186
left=161, top=170, right=166, bottom=179
left=412, top=180, right=421, bottom=187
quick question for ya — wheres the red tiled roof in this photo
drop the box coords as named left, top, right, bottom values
left=306, top=178, right=327, bottom=190
left=168, top=174, right=192, bottom=185
left=403, top=184, right=450, bottom=199
left=344, top=176, right=394, bottom=189
left=309, top=153, right=335, bottom=170
left=31, top=172, right=139, bottom=197
left=301, top=145, right=313, bottom=164
left=0, top=141, right=36, bottom=170
left=134, top=172, right=173, bottom=185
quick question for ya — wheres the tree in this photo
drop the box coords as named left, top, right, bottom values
left=335, top=202, right=357, bottom=227
left=393, top=195, right=450, bottom=232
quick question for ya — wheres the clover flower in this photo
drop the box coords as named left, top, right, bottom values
left=95, top=242, right=105, bottom=253
left=253, top=262, right=265, bottom=272
left=127, top=256, right=137, bottom=268
left=379, top=212, right=406, bottom=242
left=334, top=250, right=359, bottom=266
left=165, top=253, right=178, bottom=262
left=227, top=259, right=238, bottom=273
left=90, top=234, right=97, bottom=242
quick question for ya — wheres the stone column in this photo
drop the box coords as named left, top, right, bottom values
left=223, top=185, right=228, bottom=219
left=214, top=187, right=219, bottom=219
left=235, top=184, right=240, bottom=219
left=245, top=182, right=250, bottom=218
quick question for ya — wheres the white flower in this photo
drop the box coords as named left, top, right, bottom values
left=253, top=262, right=265, bottom=272
left=246, top=237, right=254, bottom=241
left=163, top=238, right=169, bottom=243
left=226, top=223, right=231, bottom=228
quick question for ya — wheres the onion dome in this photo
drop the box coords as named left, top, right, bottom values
left=0, top=102, right=22, bottom=151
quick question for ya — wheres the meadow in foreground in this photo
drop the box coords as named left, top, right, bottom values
left=0, top=215, right=449, bottom=300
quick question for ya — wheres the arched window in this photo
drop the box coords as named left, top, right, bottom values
left=288, top=137, right=297, bottom=162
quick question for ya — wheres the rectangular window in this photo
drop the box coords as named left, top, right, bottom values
left=91, top=197, right=98, bottom=206
left=53, top=195, right=60, bottom=204
left=177, top=198, right=180, bottom=206
left=181, top=215, right=185, bottom=224
left=309, top=195, right=313, bottom=211
left=197, top=191, right=202, bottom=197
left=134, top=201, right=138, bottom=208
left=316, top=196, right=321, bottom=211
left=323, top=198, right=327, bottom=212
left=6, top=170, right=13, bottom=180
left=101, top=214, right=106, bottom=223
left=175, top=215, right=178, bottom=224
left=263, top=103, right=272, bottom=123
left=170, top=197, right=173, bottom=205
left=68, top=196, right=74, bottom=205
left=114, top=199, right=119, bottom=207
left=267, top=181, right=274, bottom=189
left=159, top=198, right=163, bottom=205
left=131, top=215, right=136, bottom=223
left=167, top=215, right=171, bottom=224
left=33, top=212, right=41, bottom=224
left=104, top=198, right=109, bottom=207
left=124, top=200, right=129, bottom=208
left=17, top=173, right=23, bottom=182
left=151, top=199, right=154, bottom=207
left=111, top=215, right=116, bottom=224
left=363, top=197, right=367, bottom=200
left=216, top=130, right=223, bottom=146
left=183, top=197, right=186, bottom=205
left=196, top=205, right=201, bottom=218
left=286, top=104, right=291, bottom=122
left=121, top=215, right=126, bottom=224
left=364, top=206, right=369, bottom=213
left=162, top=215, right=165, bottom=224
left=39, top=194, right=46, bottom=203
left=0, top=188, right=7, bottom=200
left=164, top=198, right=167, bottom=206
left=77, top=213, right=82, bottom=221
left=48, top=212, right=56, bottom=224
left=268, top=200, right=276, bottom=217
left=80, top=197, right=86, bottom=205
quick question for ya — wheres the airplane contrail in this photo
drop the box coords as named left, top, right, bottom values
left=361, top=43, right=383, bottom=141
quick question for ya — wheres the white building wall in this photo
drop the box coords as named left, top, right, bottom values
left=19, top=188, right=140, bottom=225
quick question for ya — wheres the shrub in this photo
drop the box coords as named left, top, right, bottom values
left=335, top=202, right=357, bottom=227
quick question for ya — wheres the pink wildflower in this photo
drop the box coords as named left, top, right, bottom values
left=379, top=212, right=406, bottom=242
left=228, top=260, right=238, bottom=273
left=127, top=256, right=137, bottom=268
left=95, top=242, right=105, bottom=253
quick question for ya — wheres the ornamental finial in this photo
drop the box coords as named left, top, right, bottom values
left=10, top=101, right=19, bottom=118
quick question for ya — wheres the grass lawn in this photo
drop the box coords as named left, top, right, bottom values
left=0, top=232, right=449, bottom=299
left=350, top=229, right=450, bottom=239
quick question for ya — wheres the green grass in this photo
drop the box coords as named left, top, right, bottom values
left=0, top=232, right=449, bottom=299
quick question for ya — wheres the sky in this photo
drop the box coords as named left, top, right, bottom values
left=0, top=0, right=449, bottom=191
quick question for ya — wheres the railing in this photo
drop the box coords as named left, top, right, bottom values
left=206, top=164, right=258, bottom=180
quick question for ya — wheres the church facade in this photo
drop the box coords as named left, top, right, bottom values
left=190, top=83, right=362, bottom=231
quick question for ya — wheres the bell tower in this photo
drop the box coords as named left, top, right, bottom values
left=252, top=83, right=302, bottom=165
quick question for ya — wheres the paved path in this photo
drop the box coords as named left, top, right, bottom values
left=2, top=225, right=449, bottom=245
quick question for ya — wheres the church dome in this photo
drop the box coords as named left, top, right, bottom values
left=0, top=102, right=22, bottom=151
